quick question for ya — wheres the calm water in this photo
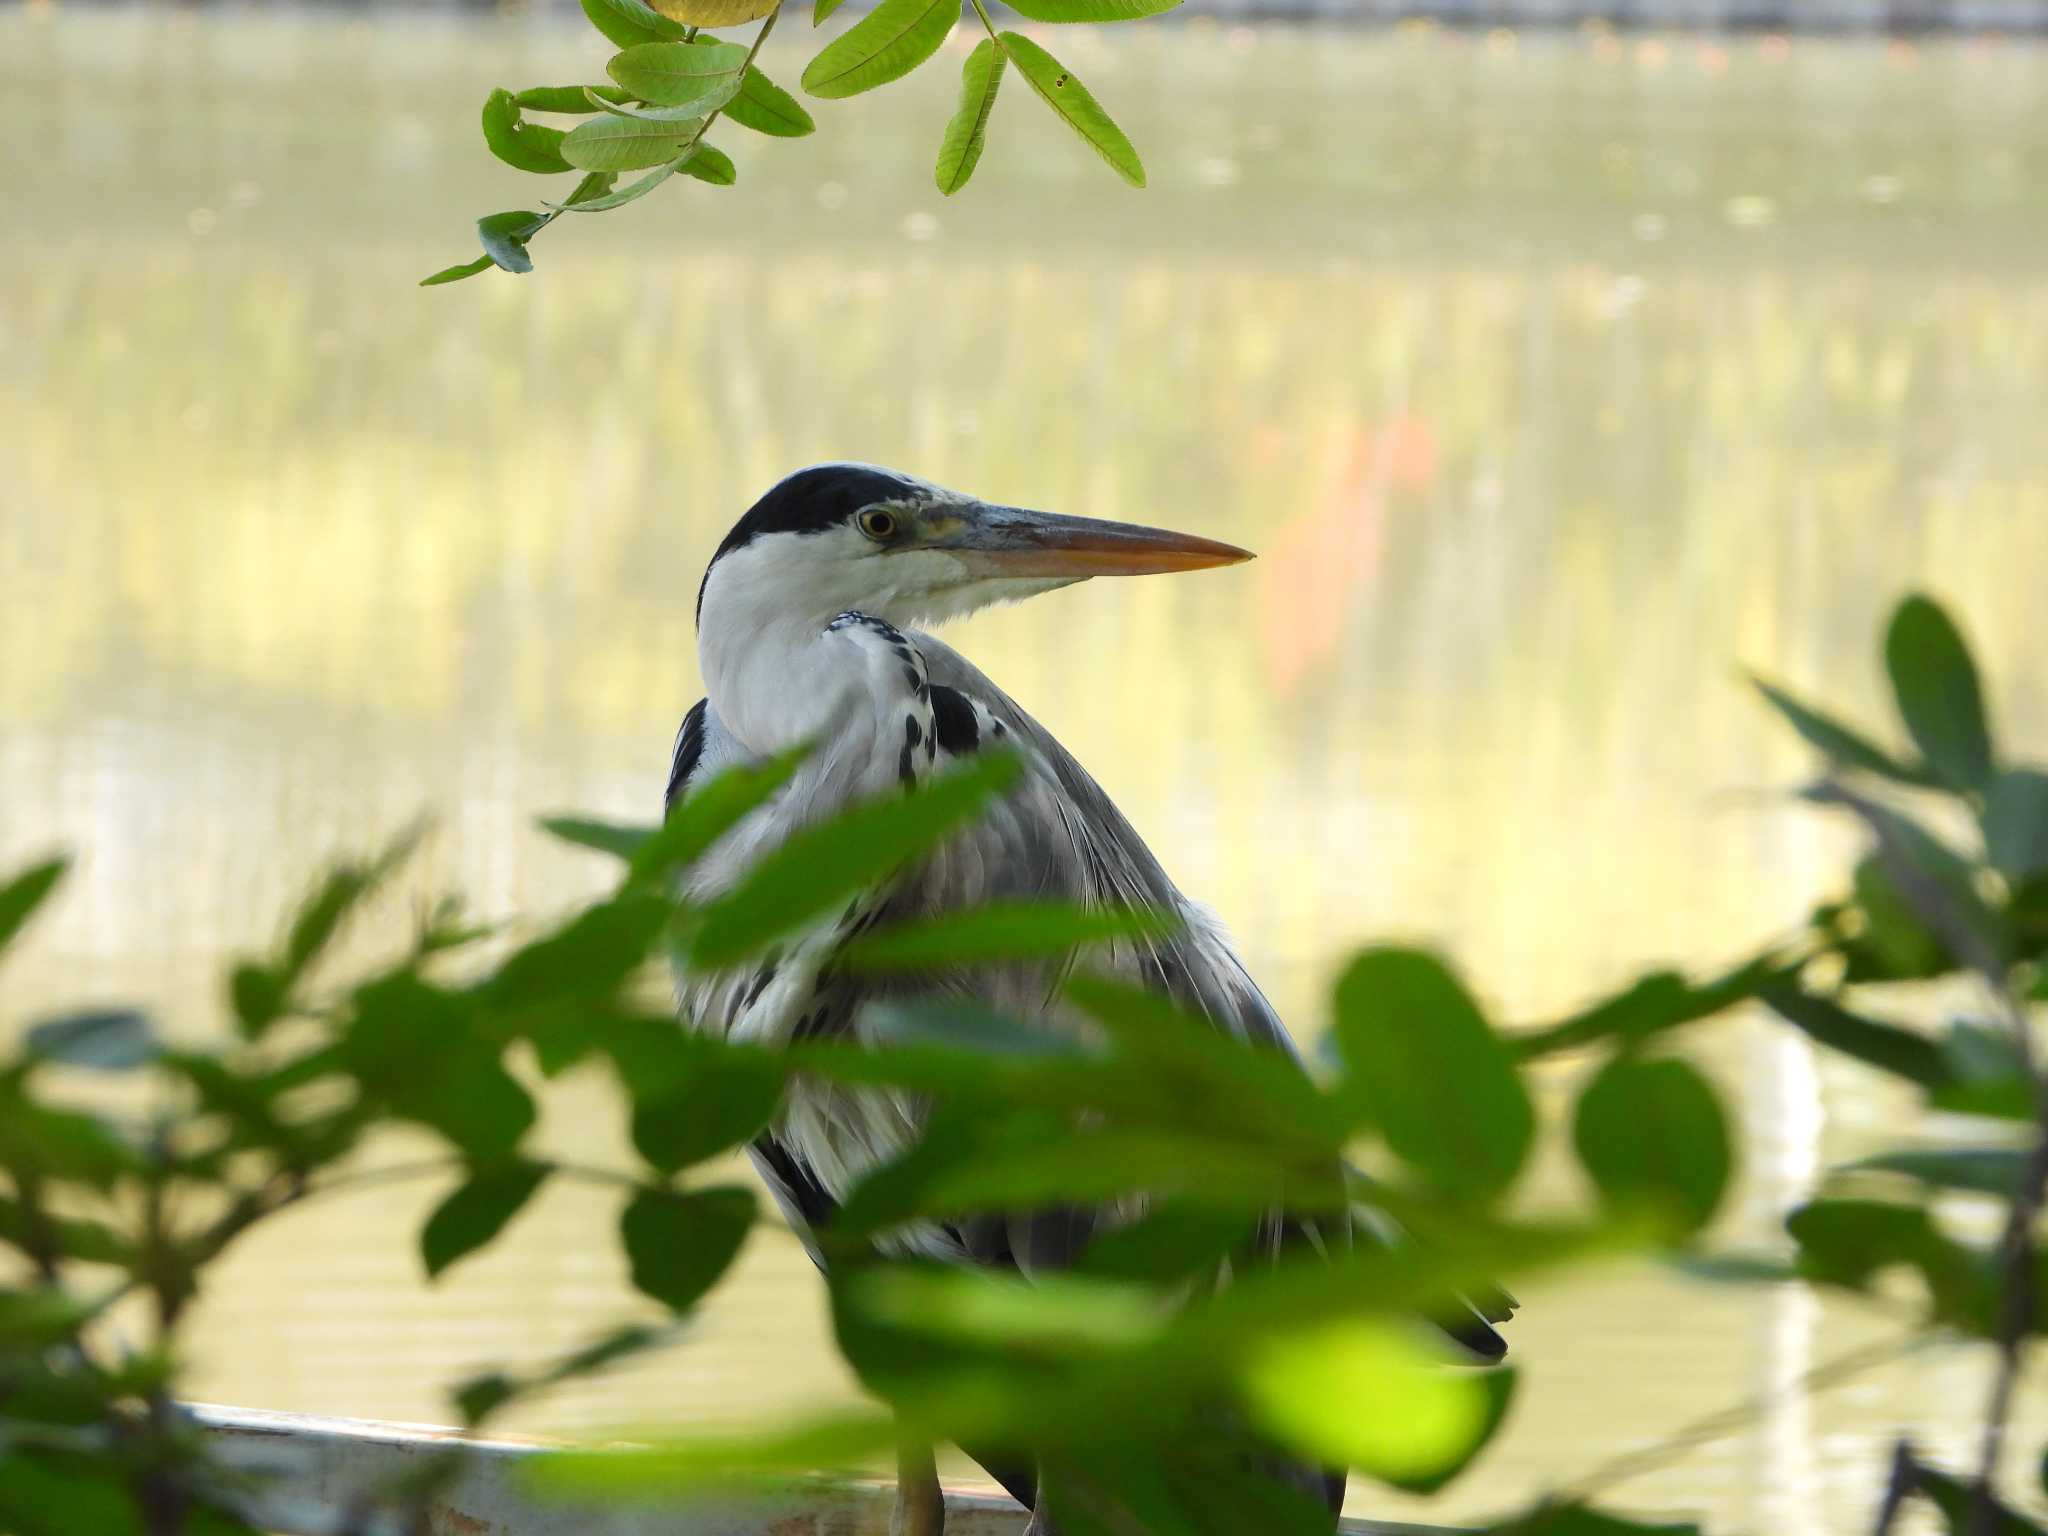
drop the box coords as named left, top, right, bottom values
left=4, top=8, right=2048, bottom=1530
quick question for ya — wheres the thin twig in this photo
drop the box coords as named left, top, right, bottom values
left=1558, top=1333, right=1923, bottom=1503
left=1872, top=1438, right=1919, bottom=1536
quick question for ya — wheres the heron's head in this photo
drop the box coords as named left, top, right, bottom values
left=696, top=463, right=1252, bottom=635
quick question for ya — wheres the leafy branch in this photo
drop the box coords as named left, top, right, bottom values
left=427, top=0, right=1174, bottom=283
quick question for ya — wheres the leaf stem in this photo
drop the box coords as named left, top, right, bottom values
left=967, top=0, right=1001, bottom=43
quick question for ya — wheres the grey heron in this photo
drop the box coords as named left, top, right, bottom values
left=666, top=463, right=1508, bottom=1535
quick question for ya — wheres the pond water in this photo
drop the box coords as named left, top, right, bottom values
left=3, top=7, right=2047, bottom=1530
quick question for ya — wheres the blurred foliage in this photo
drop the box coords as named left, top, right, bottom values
left=1, top=590, right=2045, bottom=1535
left=431, top=0, right=1172, bottom=282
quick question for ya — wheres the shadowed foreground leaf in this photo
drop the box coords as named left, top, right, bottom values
left=1884, top=594, right=1994, bottom=794
left=422, top=1161, right=552, bottom=1278
left=839, top=900, right=1174, bottom=970
left=1750, top=674, right=1933, bottom=786
left=1573, top=1055, right=1731, bottom=1233
left=998, top=31, right=1143, bottom=186
left=1334, top=949, right=1533, bottom=1203
left=0, top=857, right=66, bottom=955
left=621, top=1186, right=756, bottom=1312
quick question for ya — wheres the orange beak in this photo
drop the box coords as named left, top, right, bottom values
left=942, top=505, right=1254, bottom=579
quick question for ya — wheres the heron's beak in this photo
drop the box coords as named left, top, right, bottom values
left=936, top=504, right=1254, bottom=579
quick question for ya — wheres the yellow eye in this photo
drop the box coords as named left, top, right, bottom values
left=857, top=507, right=899, bottom=541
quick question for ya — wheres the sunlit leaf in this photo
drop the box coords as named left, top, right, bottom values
left=839, top=901, right=1172, bottom=971
left=1749, top=674, right=1933, bottom=786
left=477, top=210, right=546, bottom=274
left=814, top=0, right=845, bottom=21
left=1239, top=1319, right=1508, bottom=1492
left=608, top=39, right=751, bottom=110
left=649, top=0, right=778, bottom=24
left=681, top=144, right=738, bottom=184
left=1572, top=1055, right=1731, bottom=1233
left=560, top=114, right=699, bottom=171
left=621, top=1185, right=755, bottom=1312
left=547, top=163, right=675, bottom=213
left=935, top=39, right=1004, bottom=195
left=1333, top=949, right=1532, bottom=1203
left=481, top=88, right=574, bottom=174
left=0, top=856, right=66, bottom=956
left=998, top=31, right=1143, bottom=187
left=422, top=1160, right=551, bottom=1278
left=1003, top=0, right=1179, bottom=17
left=420, top=256, right=494, bottom=286
left=532, top=1412, right=897, bottom=1497
left=687, top=750, right=1021, bottom=968
left=851, top=1266, right=1167, bottom=1351
left=513, top=84, right=632, bottom=112
left=1885, top=594, right=1994, bottom=794
left=582, top=0, right=690, bottom=47
left=801, top=0, right=958, bottom=100
left=24, top=1010, right=157, bottom=1073
left=1849, top=1148, right=2028, bottom=1198
left=1984, top=769, right=2048, bottom=882
left=725, top=66, right=817, bottom=135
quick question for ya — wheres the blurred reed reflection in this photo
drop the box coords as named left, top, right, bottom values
left=2, top=8, right=2045, bottom=1529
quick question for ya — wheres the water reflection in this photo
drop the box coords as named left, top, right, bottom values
left=2, top=8, right=2046, bottom=1529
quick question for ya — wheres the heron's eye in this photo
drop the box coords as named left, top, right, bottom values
left=856, top=507, right=900, bottom=542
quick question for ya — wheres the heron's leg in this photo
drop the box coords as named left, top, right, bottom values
left=892, top=1437, right=945, bottom=1536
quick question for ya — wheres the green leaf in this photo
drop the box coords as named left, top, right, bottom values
left=1758, top=983, right=1947, bottom=1087
left=421, top=256, right=494, bottom=286
left=456, top=1372, right=519, bottom=1423
left=1849, top=1148, right=2028, bottom=1198
left=838, top=900, right=1172, bottom=971
left=477, top=210, right=546, bottom=275
left=1984, top=769, right=2048, bottom=882
left=620, top=1185, right=755, bottom=1312
left=935, top=39, right=1004, bottom=195
left=649, top=0, right=779, bottom=23
left=687, top=750, right=1022, bottom=968
left=1239, top=1319, right=1510, bottom=1493
left=514, top=84, right=632, bottom=112
left=590, top=91, right=713, bottom=125
left=607, top=1029, right=785, bottom=1174
left=1785, top=1197, right=1980, bottom=1327
left=560, top=114, right=698, bottom=172
left=1486, top=1506, right=1706, bottom=1536
left=1333, top=949, right=1533, bottom=1203
left=1002, top=0, right=1179, bottom=17
left=1885, top=594, right=1994, bottom=794
left=1079, top=1203, right=1254, bottom=1282
left=608, top=39, right=751, bottom=110
left=563, top=171, right=622, bottom=206
left=800, top=0, right=958, bottom=99
left=1843, top=855, right=1951, bottom=981
left=1915, top=1462, right=2046, bottom=1535
left=1572, top=1056, right=1731, bottom=1232
left=0, top=1100, right=141, bottom=1190
left=539, top=816, right=652, bottom=860
left=229, top=963, right=286, bottom=1039
left=1512, top=957, right=1777, bottom=1060
left=481, top=88, right=573, bottom=174
left=0, top=857, right=65, bottom=955
left=582, top=0, right=690, bottom=47
left=631, top=749, right=808, bottom=886
left=405, top=1051, right=535, bottom=1158
left=483, top=894, right=670, bottom=1010
left=421, top=1161, right=551, bottom=1278
left=547, top=160, right=682, bottom=212
left=1930, top=1020, right=2034, bottom=1119
left=24, top=1011, right=156, bottom=1073
left=1749, top=674, right=1933, bottom=786
left=997, top=31, right=1143, bottom=187
left=725, top=66, right=817, bottom=135
left=681, top=144, right=737, bottom=185
left=815, top=0, right=845, bottom=20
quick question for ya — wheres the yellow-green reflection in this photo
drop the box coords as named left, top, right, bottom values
left=2, top=8, right=2046, bottom=1529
